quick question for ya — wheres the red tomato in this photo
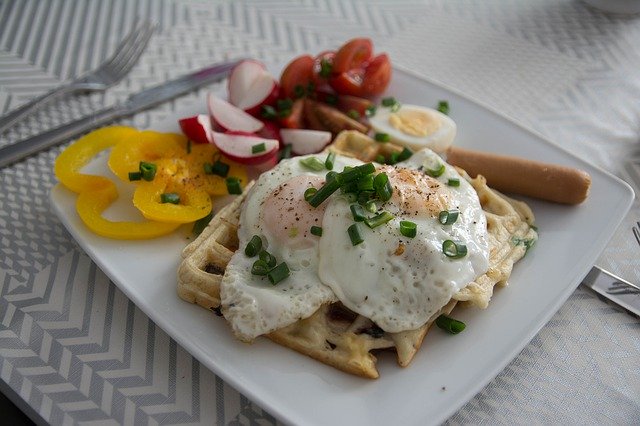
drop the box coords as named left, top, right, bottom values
left=361, top=53, right=391, bottom=96
left=332, top=38, right=373, bottom=74
left=278, top=99, right=305, bottom=129
left=329, top=69, right=365, bottom=97
left=280, top=55, right=315, bottom=99
left=335, top=94, right=373, bottom=116
left=312, top=50, right=336, bottom=85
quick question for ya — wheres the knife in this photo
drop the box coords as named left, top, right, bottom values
left=582, top=266, right=640, bottom=317
left=0, top=58, right=244, bottom=169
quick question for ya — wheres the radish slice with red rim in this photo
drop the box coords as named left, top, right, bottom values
left=280, top=129, right=332, bottom=155
left=178, top=114, right=213, bottom=144
left=228, top=60, right=279, bottom=116
left=211, top=131, right=279, bottom=165
left=208, top=94, right=264, bottom=133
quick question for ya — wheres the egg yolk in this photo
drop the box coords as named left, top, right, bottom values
left=389, top=109, right=441, bottom=137
left=262, top=175, right=326, bottom=249
left=381, top=166, right=450, bottom=217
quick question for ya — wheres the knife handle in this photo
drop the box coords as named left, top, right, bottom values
left=0, top=106, right=123, bottom=168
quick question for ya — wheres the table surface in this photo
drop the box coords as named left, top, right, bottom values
left=1, top=0, right=639, bottom=424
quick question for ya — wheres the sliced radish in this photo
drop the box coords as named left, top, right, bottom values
left=258, top=120, right=281, bottom=142
left=228, top=60, right=279, bottom=115
left=211, top=131, right=279, bottom=165
left=178, top=114, right=213, bottom=144
left=280, top=129, right=332, bottom=155
left=208, top=94, right=264, bottom=133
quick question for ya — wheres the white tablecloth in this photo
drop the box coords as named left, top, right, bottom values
left=1, top=0, right=638, bottom=424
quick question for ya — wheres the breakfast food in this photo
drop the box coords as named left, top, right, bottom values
left=177, top=130, right=538, bottom=378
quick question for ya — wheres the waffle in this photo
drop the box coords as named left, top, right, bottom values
left=177, top=130, right=537, bottom=378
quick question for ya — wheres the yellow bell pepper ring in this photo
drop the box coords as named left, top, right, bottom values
left=133, top=177, right=213, bottom=224
left=55, top=126, right=139, bottom=193
left=76, top=184, right=181, bottom=239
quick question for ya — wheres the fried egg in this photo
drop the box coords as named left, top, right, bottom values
left=369, top=104, right=456, bottom=153
left=221, top=149, right=489, bottom=341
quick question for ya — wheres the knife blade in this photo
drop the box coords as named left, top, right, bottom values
left=0, top=58, right=244, bottom=169
left=582, top=266, right=640, bottom=317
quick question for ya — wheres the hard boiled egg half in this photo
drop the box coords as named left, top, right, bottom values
left=369, top=104, right=456, bottom=153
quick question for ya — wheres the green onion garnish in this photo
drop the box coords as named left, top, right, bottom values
left=442, top=240, right=467, bottom=258
left=338, top=163, right=376, bottom=184
left=310, top=226, right=323, bottom=236
left=373, top=172, right=393, bottom=201
left=226, top=177, right=242, bottom=194
left=347, top=223, right=364, bottom=246
left=128, top=171, right=142, bottom=181
left=374, top=132, right=390, bottom=143
left=268, top=262, right=290, bottom=285
left=304, top=187, right=318, bottom=202
left=325, top=151, right=336, bottom=170
left=435, top=314, right=465, bottom=334
left=252, top=143, right=266, bottom=154
left=425, top=162, right=445, bottom=177
left=357, top=174, right=374, bottom=191
left=390, top=102, right=401, bottom=112
left=387, top=151, right=399, bottom=165
left=259, top=250, right=277, bottom=268
left=350, top=204, right=367, bottom=222
left=279, top=144, right=292, bottom=162
left=357, top=190, right=375, bottom=205
left=396, top=147, right=413, bottom=162
left=375, top=154, right=385, bottom=164
left=186, top=140, right=192, bottom=154
left=245, top=235, right=263, bottom=257
left=438, top=209, right=460, bottom=225
left=437, top=100, right=450, bottom=115
left=381, top=97, right=398, bottom=107
left=299, top=157, right=325, bottom=171
left=400, top=221, right=417, bottom=238
left=294, top=84, right=306, bottom=98
left=192, top=211, right=213, bottom=236
left=347, top=109, right=360, bottom=120
left=204, top=160, right=230, bottom=177
left=365, top=105, right=377, bottom=117
left=160, top=192, right=180, bottom=204
left=307, top=178, right=341, bottom=207
left=447, top=178, right=460, bottom=187
left=326, top=171, right=338, bottom=182
left=261, top=105, right=277, bottom=119
left=319, top=58, right=333, bottom=78
left=139, top=161, right=157, bottom=181
left=365, top=211, right=394, bottom=229
left=251, top=259, right=270, bottom=276
left=365, top=200, right=377, bottom=213
left=277, top=98, right=294, bottom=111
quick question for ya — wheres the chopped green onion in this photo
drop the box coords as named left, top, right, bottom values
left=319, top=58, right=333, bottom=78
left=128, top=171, right=142, bottom=181
left=400, top=221, right=417, bottom=238
left=139, top=161, right=157, bottom=181
left=268, top=262, right=290, bottom=285
left=437, top=100, right=450, bottom=115
left=325, top=151, right=336, bottom=170
left=160, top=192, right=180, bottom=204
left=375, top=154, right=385, bottom=164
left=279, top=144, right=292, bottom=162
left=299, top=157, right=325, bottom=171
left=365, top=210, right=394, bottom=229
left=310, top=226, right=323, bottom=236
left=340, top=180, right=358, bottom=194
left=259, top=250, right=277, bottom=268
left=390, top=102, right=401, bottom=112
left=186, top=139, right=192, bottom=154
left=261, top=105, right=277, bottom=119
left=277, top=98, right=294, bottom=111
left=373, top=172, right=393, bottom=201
left=251, top=259, right=270, bottom=276
left=357, top=174, right=374, bottom=191
left=357, top=190, right=375, bottom=205
left=425, top=162, right=445, bottom=177
left=347, top=109, right=360, bottom=120
left=347, top=223, right=364, bottom=246
left=387, top=151, right=399, bottom=165
left=252, top=143, right=266, bottom=154
left=350, top=204, right=367, bottom=222
left=447, top=178, right=460, bottom=187
left=294, top=84, right=306, bottom=98
left=365, top=200, right=377, bottom=213
left=192, top=211, right=213, bottom=236
left=438, top=209, right=460, bottom=225
left=365, top=105, right=377, bottom=117
left=245, top=235, right=263, bottom=257
left=226, top=177, right=242, bottom=194
left=304, top=187, right=318, bottom=202
left=442, top=240, right=467, bottom=258
left=435, top=314, right=465, bottom=334
left=381, top=97, right=398, bottom=107
left=204, top=160, right=230, bottom=177
left=326, top=171, right=338, bottom=182
left=396, top=147, right=413, bottom=162
left=338, top=163, right=376, bottom=184
left=374, top=132, right=390, bottom=143
left=307, top=177, right=341, bottom=207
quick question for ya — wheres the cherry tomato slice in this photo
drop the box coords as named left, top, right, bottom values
left=332, top=38, right=373, bottom=74
left=280, top=54, right=315, bottom=99
left=278, top=98, right=305, bottom=129
left=361, top=53, right=392, bottom=97
left=329, top=69, right=365, bottom=97
left=312, top=50, right=336, bottom=86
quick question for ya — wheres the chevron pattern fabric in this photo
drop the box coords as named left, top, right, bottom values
left=1, top=0, right=639, bottom=424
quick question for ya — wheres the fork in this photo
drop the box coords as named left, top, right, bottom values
left=0, top=19, right=156, bottom=134
left=633, top=221, right=640, bottom=248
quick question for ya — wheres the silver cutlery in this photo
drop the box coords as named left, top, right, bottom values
left=0, top=59, right=245, bottom=168
left=0, top=19, right=156, bottom=134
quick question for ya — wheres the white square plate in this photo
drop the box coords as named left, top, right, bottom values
left=50, top=65, right=634, bottom=425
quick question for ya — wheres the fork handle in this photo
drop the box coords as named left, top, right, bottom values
left=0, top=85, right=86, bottom=134
left=0, top=105, right=124, bottom=168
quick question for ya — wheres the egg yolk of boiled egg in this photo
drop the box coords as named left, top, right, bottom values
left=369, top=104, right=457, bottom=153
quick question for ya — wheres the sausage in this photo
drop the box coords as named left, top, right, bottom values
left=445, top=146, right=591, bottom=205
